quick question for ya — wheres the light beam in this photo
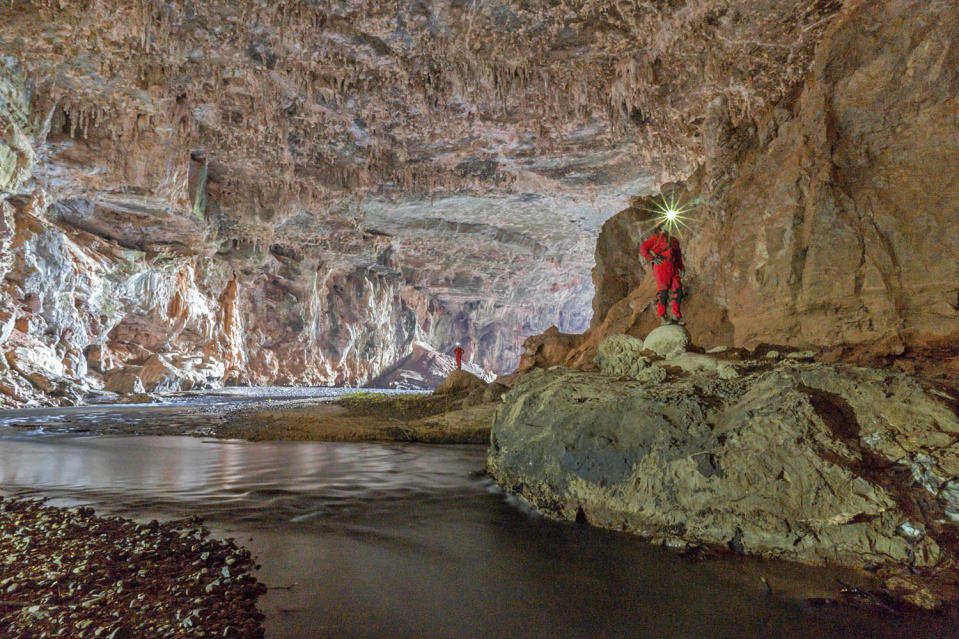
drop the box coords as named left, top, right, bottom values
left=644, top=192, right=697, bottom=236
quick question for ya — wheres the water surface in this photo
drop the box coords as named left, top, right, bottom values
left=0, top=386, right=418, bottom=437
left=0, top=429, right=955, bottom=637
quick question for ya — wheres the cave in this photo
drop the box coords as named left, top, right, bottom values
left=1, top=1, right=958, bottom=637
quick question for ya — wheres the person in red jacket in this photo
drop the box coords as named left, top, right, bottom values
left=453, top=343, right=464, bottom=369
left=640, top=222, right=685, bottom=325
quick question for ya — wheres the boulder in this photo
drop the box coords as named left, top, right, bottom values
left=433, top=369, right=487, bottom=396
left=489, top=363, right=959, bottom=607
left=642, top=324, right=689, bottom=358
left=85, top=343, right=119, bottom=374
left=593, top=334, right=648, bottom=379
left=139, top=354, right=190, bottom=393
left=517, top=326, right=585, bottom=373
left=5, top=344, right=67, bottom=392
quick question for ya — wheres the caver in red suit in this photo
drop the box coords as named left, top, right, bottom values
left=639, top=226, right=685, bottom=321
left=454, top=345, right=464, bottom=369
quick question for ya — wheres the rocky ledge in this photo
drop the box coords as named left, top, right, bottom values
left=0, top=497, right=266, bottom=638
left=219, top=370, right=507, bottom=443
left=488, top=329, right=959, bottom=609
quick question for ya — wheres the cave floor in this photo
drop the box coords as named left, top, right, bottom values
left=0, top=386, right=495, bottom=444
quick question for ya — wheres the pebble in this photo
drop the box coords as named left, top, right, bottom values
left=0, top=496, right=266, bottom=638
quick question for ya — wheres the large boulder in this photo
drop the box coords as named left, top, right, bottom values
left=489, top=363, right=959, bottom=607
left=433, top=369, right=487, bottom=396
left=642, top=324, right=689, bottom=358
left=103, top=368, right=146, bottom=394
left=5, top=344, right=65, bottom=391
left=103, top=353, right=223, bottom=394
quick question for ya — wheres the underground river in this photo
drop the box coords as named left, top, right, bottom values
left=0, top=399, right=956, bottom=638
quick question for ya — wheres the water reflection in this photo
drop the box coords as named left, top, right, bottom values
left=0, top=435, right=955, bottom=638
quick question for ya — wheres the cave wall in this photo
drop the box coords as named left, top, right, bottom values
left=0, top=0, right=851, bottom=403
left=531, top=0, right=959, bottom=372
left=704, top=0, right=959, bottom=351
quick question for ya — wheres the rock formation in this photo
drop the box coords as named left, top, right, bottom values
left=0, top=0, right=845, bottom=404
left=489, top=350, right=959, bottom=608
left=432, top=368, right=488, bottom=397
left=526, top=0, right=959, bottom=374
left=368, top=341, right=491, bottom=390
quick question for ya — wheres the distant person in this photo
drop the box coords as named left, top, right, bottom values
left=453, top=343, right=464, bottom=370
left=640, top=222, right=685, bottom=325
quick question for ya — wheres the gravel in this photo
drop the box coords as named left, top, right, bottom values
left=0, top=497, right=266, bottom=638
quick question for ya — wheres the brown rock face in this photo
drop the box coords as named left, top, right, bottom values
left=701, top=0, right=959, bottom=352
left=515, top=325, right=585, bottom=374
left=533, top=0, right=959, bottom=373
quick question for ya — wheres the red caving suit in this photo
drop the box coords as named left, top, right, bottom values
left=454, top=346, right=464, bottom=370
left=640, top=231, right=685, bottom=319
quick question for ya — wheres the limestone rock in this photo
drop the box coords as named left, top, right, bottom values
left=642, top=325, right=689, bottom=359
left=633, top=365, right=667, bottom=386
left=489, top=363, right=959, bottom=606
left=590, top=206, right=650, bottom=327
left=103, top=369, right=144, bottom=395
left=433, top=370, right=488, bottom=396
left=665, top=352, right=739, bottom=380
left=85, top=343, right=119, bottom=374
left=556, top=0, right=959, bottom=360
left=368, top=342, right=491, bottom=390
left=594, top=335, right=648, bottom=380
left=517, top=327, right=585, bottom=374
left=138, top=354, right=223, bottom=393
left=5, top=345, right=64, bottom=386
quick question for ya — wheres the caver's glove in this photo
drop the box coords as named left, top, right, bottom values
left=652, top=253, right=665, bottom=265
